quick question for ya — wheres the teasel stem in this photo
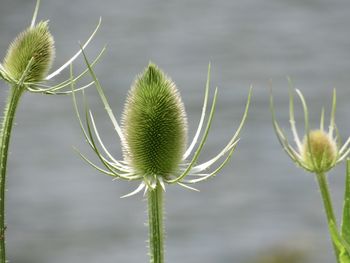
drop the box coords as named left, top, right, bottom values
left=147, top=183, right=164, bottom=263
left=316, top=172, right=340, bottom=263
left=0, top=84, right=25, bottom=262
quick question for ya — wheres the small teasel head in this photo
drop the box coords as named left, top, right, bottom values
left=3, top=20, right=55, bottom=83
left=121, top=63, right=188, bottom=177
left=0, top=0, right=101, bottom=94
left=301, top=129, right=337, bottom=173
left=271, top=87, right=350, bottom=175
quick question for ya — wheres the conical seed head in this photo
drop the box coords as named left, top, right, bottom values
left=3, top=21, right=55, bottom=83
left=122, top=63, right=188, bottom=176
left=301, top=130, right=337, bottom=172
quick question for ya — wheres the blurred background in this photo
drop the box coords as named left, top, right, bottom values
left=1, top=0, right=350, bottom=262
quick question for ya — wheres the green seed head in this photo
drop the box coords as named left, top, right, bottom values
left=122, top=63, right=188, bottom=176
left=301, top=130, right=337, bottom=172
left=3, top=21, right=55, bottom=83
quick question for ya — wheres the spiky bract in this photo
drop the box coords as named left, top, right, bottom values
left=3, top=21, right=55, bottom=83
left=122, top=63, right=187, bottom=177
left=302, top=130, right=337, bottom=173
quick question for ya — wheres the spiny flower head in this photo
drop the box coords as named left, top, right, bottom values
left=301, top=130, right=337, bottom=173
left=0, top=0, right=102, bottom=95
left=121, top=64, right=187, bottom=176
left=271, top=87, right=350, bottom=174
left=73, top=57, right=252, bottom=197
left=3, top=21, right=55, bottom=83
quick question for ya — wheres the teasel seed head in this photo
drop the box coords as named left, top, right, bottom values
left=301, top=130, right=337, bottom=173
left=3, top=20, right=55, bottom=83
left=122, top=63, right=188, bottom=177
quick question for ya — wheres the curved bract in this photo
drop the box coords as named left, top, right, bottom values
left=122, top=64, right=187, bottom=176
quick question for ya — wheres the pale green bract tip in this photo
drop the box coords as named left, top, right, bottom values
left=3, top=20, right=55, bottom=83
left=121, top=63, right=188, bottom=176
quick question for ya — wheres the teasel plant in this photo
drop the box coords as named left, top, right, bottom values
left=72, top=51, right=252, bottom=263
left=270, top=83, right=350, bottom=263
left=0, top=0, right=102, bottom=261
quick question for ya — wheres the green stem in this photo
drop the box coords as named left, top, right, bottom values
left=316, top=172, right=340, bottom=263
left=0, top=85, right=24, bottom=263
left=147, top=183, right=164, bottom=263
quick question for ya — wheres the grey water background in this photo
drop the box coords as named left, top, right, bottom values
left=1, top=0, right=350, bottom=262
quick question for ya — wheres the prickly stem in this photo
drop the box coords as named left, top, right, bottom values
left=147, top=183, right=164, bottom=263
left=0, top=85, right=25, bottom=262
